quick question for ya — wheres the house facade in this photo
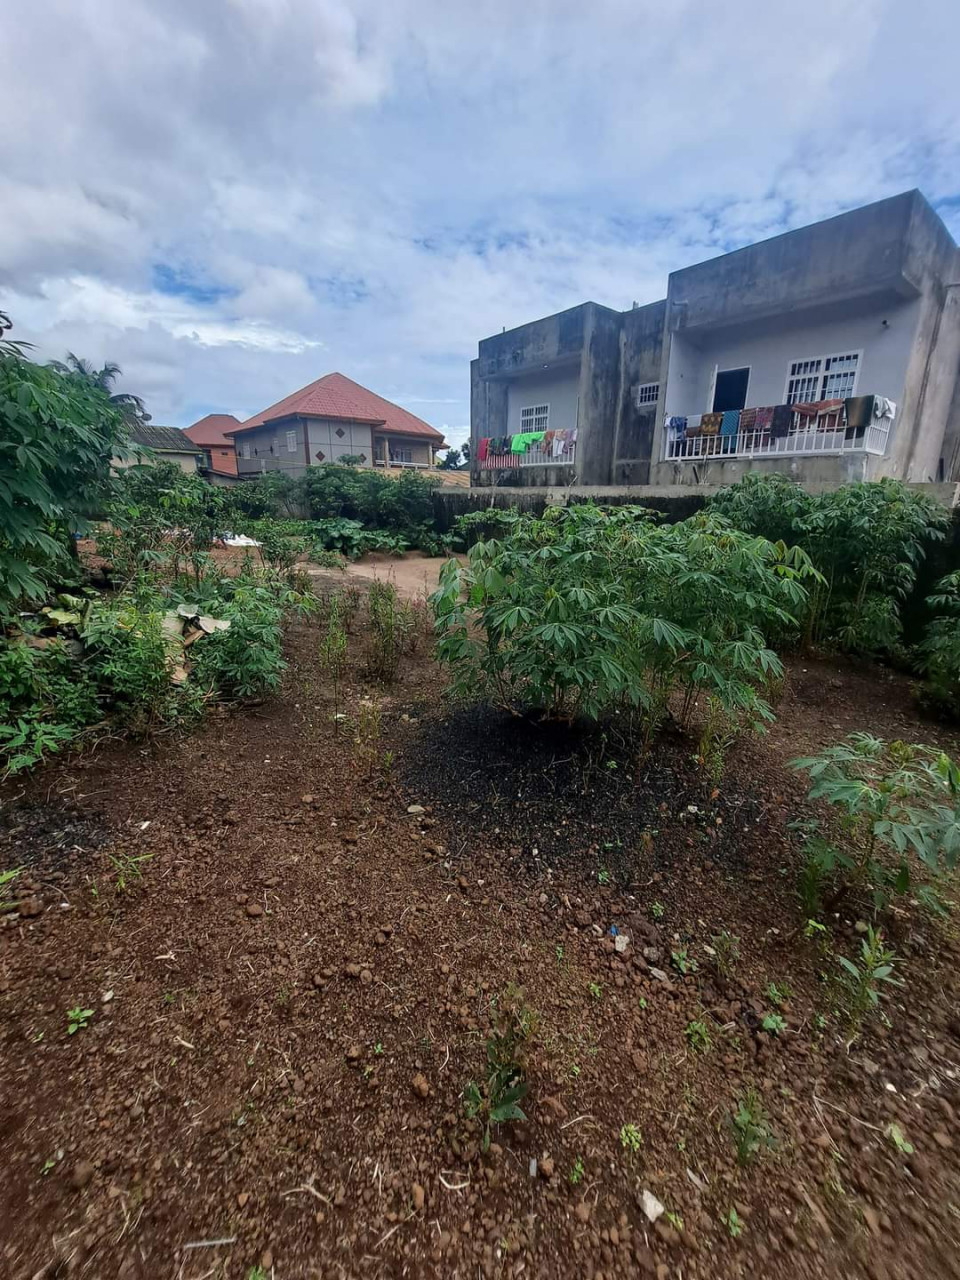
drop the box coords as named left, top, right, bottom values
left=471, top=190, right=960, bottom=489
left=226, top=373, right=446, bottom=477
left=184, top=413, right=240, bottom=479
left=116, top=425, right=201, bottom=474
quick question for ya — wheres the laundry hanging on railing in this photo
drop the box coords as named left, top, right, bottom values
left=770, top=405, right=792, bottom=438
left=844, top=395, right=876, bottom=429
left=720, top=410, right=740, bottom=438
left=511, top=430, right=546, bottom=454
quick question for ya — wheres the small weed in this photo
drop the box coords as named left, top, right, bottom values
left=569, top=1156, right=584, bottom=1185
left=685, top=1019, right=712, bottom=1052
left=671, top=948, right=698, bottom=976
left=67, top=1007, right=94, bottom=1035
left=0, top=866, right=22, bottom=910
left=638, top=997, right=648, bottom=1010
left=762, top=1013, right=787, bottom=1036
left=555, top=945, right=565, bottom=965
left=40, top=1158, right=56, bottom=1176
left=163, top=990, right=176, bottom=1005
left=588, top=981, right=603, bottom=1000
left=766, top=981, right=791, bottom=1008
left=837, top=925, right=901, bottom=1031
left=569, top=1062, right=581, bottom=1079
left=462, top=985, right=536, bottom=1151
left=247, top=1268, right=268, bottom=1280
left=724, top=1207, right=743, bottom=1238
left=664, top=1211, right=684, bottom=1231
left=710, top=929, right=740, bottom=979
left=619, top=1123, right=643, bottom=1154
left=108, top=849, right=153, bottom=893
left=373, top=1041, right=384, bottom=1056
left=730, top=1089, right=776, bottom=1165
left=886, top=1122, right=914, bottom=1154
left=597, top=867, right=610, bottom=886
left=650, top=901, right=665, bottom=920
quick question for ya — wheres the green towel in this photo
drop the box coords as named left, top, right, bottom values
left=511, top=431, right=546, bottom=454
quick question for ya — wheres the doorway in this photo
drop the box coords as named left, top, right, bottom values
left=712, top=367, right=750, bottom=412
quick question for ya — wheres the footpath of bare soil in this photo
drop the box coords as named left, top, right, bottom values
left=1, top=594, right=959, bottom=1280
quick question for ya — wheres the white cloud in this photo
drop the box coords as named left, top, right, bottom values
left=2, top=0, right=959, bottom=434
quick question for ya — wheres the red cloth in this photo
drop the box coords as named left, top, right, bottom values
left=478, top=437, right=489, bottom=462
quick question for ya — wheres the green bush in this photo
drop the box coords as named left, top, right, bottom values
left=432, top=504, right=815, bottom=736
left=791, top=732, right=960, bottom=912
left=710, top=475, right=948, bottom=654
left=190, top=580, right=287, bottom=698
left=918, top=570, right=960, bottom=717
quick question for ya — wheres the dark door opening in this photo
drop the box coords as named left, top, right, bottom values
left=712, top=367, right=750, bottom=412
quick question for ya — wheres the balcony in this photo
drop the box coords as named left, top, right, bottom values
left=374, top=457, right=431, bottom=469
left=481, top=442, right=578, bottom=470
left=663, top=403, right=892, bottom=463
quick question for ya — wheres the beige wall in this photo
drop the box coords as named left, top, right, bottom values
left=114, top=451, right=199, bottom=474
left=376, top=435, right=434, bottom=465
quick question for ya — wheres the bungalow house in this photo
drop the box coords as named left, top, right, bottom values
left=116, top=424, right=201, bottom=474
left=184, top=413, right=241, bottom=481
left=471, top=190, right=960, bottom=490
left=226, top=372, right=446, bottom=477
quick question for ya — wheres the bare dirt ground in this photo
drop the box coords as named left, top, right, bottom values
left=1, top=584, right=959, bottom=1280
left=312, top=552, right=454, bottom=602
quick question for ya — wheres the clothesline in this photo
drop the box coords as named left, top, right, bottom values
left=665, top=396, right=895, bottom=444
left=477, top=428, right=578, bottom=463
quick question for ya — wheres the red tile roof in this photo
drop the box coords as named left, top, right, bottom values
left=227, top=372, right=445, bottom=442
left=183, top=414, right=242, bottom=447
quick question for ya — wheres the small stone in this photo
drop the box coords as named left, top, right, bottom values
left=312, top=973, right=326, bottom=988
left=863, top=1206, right=881, bottom=1235
left=412, top=1183, right=425, bottom=1211
left=345, top=1045, right=362, bottom=1064
left=18, top=897, right=42, bottom=918
left=412, top=1072, right=429, bottom=1098
left=70, top=1161, right=95, bottom=1190
left=301, top=795, right=314, bottom=805
left=360, top=969, right=373, bottom=985
left=260, top=1250, right=273, bottom=1271
left=245, top=903, right=263, bottom=918
left=344, top=963, right=362, bottom=978
left=641, top=1190, right=665, bottom=1222
left=575, top=1201, right=591, bottom=1223
left=649, top=968, right=670, bottom=984
left=407, top=804, right=426, bottom=815
left=540, top=1156, right=555, bottom=1179
left=614, top=934, right=629, bottom=954
left=933, top=1130, right=953, bottom=1149
left=237, top=1192, right=250, bottom=1208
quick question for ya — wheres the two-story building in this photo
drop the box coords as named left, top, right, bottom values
left=226, top=372, right=446, bottom=477
left=471, top=190, right=960, bottom=489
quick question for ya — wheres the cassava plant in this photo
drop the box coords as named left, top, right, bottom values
left=431, top=505, right=816, bottom=741
left=918, top=570, right=960, bottom=718
left=791, top=733, right=960, bottom=913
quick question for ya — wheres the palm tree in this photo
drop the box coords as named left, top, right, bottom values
left=47, top=352, right=151, bottom=424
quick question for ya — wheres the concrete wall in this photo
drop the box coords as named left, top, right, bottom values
left=613, top=300, right=668, bottom=485
left=477, top=305, right=587, bottom=380
left=115, top=450, right=199, bottom=474
left=505, top=367, right=580, bottom=435
left=662, top=295, right=920, bottom=417
left=306, top=418, right=374, bottom=467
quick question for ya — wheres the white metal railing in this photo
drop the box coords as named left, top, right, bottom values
left=374, top=458, right=430, bottom=469
left=483, top=442, right=577, bottom=469
left=663, top=408, right=892, bottom=463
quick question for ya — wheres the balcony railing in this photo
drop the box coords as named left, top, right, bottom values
left=374, top=458, right=430, bottom=469
left=664, top=406, right=892, bottom=463
left=482, top=442, right=577, bottom=469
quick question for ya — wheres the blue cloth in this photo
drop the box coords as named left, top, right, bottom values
left=666, top=415, right=687, bottom=434
left=720, top=410, right=741, bottom=437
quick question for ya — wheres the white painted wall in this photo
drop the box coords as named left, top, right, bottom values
left=306, top=418, right=374, bottom=466
left=506, top=366, right=580, bottom=435
left=664, top=296, right=921, bottom=416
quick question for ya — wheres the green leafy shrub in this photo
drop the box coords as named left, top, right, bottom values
left=792, top=733, right=960, bottom=912
left=710, top=475, right=948, bottom=655
left=0, top=325, right=128, bottom=607
left=918, top=570, right=960, bottom=717
left=189, top=580, right=287, bottom=699
left=365, top=581, right=415, bottom=682
left=432, top=505, right=814, bottom=739
left=463, top=985, right=536, bottom=1151
left=730, top=1089, right=776, bottom=1165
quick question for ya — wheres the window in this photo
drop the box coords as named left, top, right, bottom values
left=635, top=382, right=660, bottom=406
left=712, top=367, right=750, bottom=412
left=286, top=429, right=297, bottom=453
left=520, top=404, right=549, bottom=432
left=391, top=447, right=413, bottom=464
left=785, top=352, right=859, bottom=404
left=241, top=441, right=251, bottom=460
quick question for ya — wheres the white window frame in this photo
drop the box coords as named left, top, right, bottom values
left=635, top=382, right=660, bottom=406
left=390, top=446, right=414, bottom=464
left=783, top=351, right=861, bottom=405
left=241, top=441, right=251, bottom=460
left=520, top=403, right=549, bottom=432
left=285, top=429, right=297, bottom=453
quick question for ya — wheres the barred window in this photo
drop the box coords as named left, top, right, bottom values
left=520, top=404, right=549, bottom=432
left=785, top=352, right=859, bottom=404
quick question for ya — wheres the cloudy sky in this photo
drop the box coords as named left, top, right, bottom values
left=3, top=0, right=960, bottom=451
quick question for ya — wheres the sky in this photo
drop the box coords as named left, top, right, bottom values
left=3, top=1, right=960, bottom=454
